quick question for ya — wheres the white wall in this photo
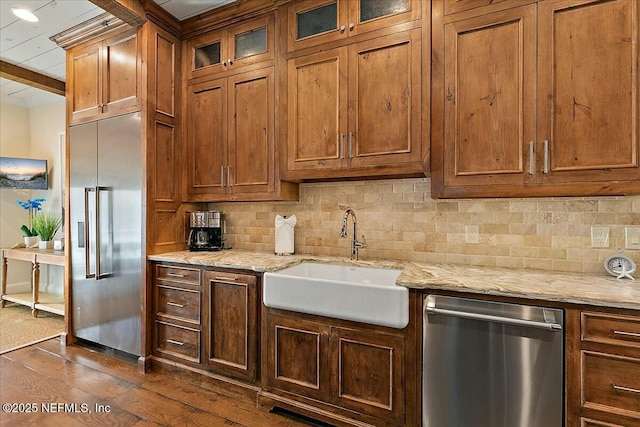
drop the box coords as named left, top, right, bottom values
left=0, top=100, right=65, bottom=293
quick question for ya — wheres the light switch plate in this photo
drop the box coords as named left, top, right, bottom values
left=625, top=227, right=640, bottom=250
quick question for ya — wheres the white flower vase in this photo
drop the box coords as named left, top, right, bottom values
left=24, top=236, right=39, bottom=247
left=38, top=240, right=53, bottom=250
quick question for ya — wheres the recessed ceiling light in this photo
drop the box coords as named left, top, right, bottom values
left=12, top=8, right=39, bottom=23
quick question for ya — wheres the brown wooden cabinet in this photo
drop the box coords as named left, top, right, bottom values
left=287, top=0, right=421, bottom=52
left=432, top=0, right=640, bottom=198
left=186, top=66, right=295, bottom=201
left=264, top=309, right=407, bottom=426
left=153, top=264, right=203, bottom=367
left=151, top=264, right=262, bottom=384
left=285, top=28, right=423, bottom=179
left=204, top=270, right=259, bottom=383
left=187, top=15, right=274, bottom=81
left=567, top=307, right=640, bottom=427
left=67, top=27, right=141, bottom=125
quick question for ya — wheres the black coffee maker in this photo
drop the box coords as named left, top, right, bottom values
left=188, top=211, right=223, bottom=251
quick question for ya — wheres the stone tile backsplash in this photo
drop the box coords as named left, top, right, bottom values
left=210, top=178, right=640, bottom=274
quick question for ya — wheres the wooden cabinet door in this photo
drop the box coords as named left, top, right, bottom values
left=287, top=48, right=348, bottom=173
left=68, top=40, right=102, bottom=123
left=537, top=0, right=640, bottom=184
left=266, top=313, right=331, bottom=401
left=188, top=29, right=226, bottom=80
left=101, top=29, right=140, bottom=117
left=204, top=271, right=258, bottom=382
left=287, top=0, right=349, bottom=52
left=186, top=78, right=227, bottom=198
left=227, top=15, right=274, bottom=71
left=348, top=29, right=423, bottom=169
left=442, top=5, right=536, bottom=188
left=68, top=28, right=140, bottom=124
left=330, top=326, right=405, bottom=426
left=228, top=67, right=275, bottom=196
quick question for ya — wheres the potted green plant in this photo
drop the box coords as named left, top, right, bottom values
left=32, top=212, right=61, bottom=249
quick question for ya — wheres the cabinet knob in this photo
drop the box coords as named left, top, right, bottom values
left=228, top=58, right=233, bottom=65
left=349, top=23, right=354, bottom=31
left=340, top=25, right=346, bottom=33
left=223, top=61, right=227, bottom=66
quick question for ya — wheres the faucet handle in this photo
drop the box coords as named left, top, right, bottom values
left=356, top=234, right=367, bottom=248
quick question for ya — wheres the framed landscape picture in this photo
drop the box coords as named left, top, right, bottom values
left=0, top=157, right=48, bottom=190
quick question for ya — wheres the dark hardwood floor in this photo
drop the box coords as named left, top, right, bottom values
left=0, top=338, right=312, bottom=427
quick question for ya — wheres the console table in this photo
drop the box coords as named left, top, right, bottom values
left=1, top=248, right=65, bottom=318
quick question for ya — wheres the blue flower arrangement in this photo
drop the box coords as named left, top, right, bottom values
left=16, top=198, right=46, bottom=237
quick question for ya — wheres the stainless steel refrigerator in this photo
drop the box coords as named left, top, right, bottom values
left=69, top=112, right=142, bottom=356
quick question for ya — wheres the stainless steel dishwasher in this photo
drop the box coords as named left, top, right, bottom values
left=422, top=295, right=564, bottom=427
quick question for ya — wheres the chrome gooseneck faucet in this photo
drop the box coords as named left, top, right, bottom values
left=339, top=208, right=367, bottom=260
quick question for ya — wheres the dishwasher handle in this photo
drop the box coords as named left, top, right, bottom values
left=425, top=305, right=562, bottom=331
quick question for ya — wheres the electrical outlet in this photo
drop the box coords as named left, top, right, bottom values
left=465, top=225, right=479, bottom=244
left=591, top=226, right=610, bottom=248
left=625, top=227, right=640, bottom=250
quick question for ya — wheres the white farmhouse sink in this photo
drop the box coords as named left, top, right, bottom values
left=263, top=262, right=408, bottom=329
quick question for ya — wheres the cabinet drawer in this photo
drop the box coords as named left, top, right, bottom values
left=155, top=322, right=201, bottom=363
left=156, top=265, right=201, bottom=285
left=582, top=312, right=640, bottom=350
left=156, top=285, right=200, bottom=324
left=581, top=417, right=630, bottom=427
left=582, top=351, right=640, bottom=419
left=206, top=271, right=256, bottom=286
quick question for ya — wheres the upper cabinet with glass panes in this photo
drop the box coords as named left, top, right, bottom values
left=187, top=15, right=274, bottom=80
left=288, top=0, right=421, bottom=52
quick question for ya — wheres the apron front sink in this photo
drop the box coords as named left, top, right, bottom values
left=263, top=262, right=408, bottom=329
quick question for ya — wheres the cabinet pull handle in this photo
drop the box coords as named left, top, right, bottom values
left=167, top=301, right=184, bottom=308
left=166, top=273, right=186, bottom=278
left=613, top=330, right=640, bottom=338
left=543, top=140, right=549, bottom=173
left=214, top=276, right=237, bottom=281
left=612, top=385, right=640, bottom=394
left=348, top=132, right=353, bottom=158
left=349, top=23, right=354, bottom=31
left=227, top=166, right=231, bottom=188
left=340, top=133, right=345, bottom=159
left=221, top=166, right=225, bottom=187
left=528, top=141, right=534, bottom=175
left=166, top=339, right=185, bottom=346
left=340, top=25, right=346, bottom=33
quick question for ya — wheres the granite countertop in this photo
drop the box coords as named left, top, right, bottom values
left=148, top=250, right=640, bottom=311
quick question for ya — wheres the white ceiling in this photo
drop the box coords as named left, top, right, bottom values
left=0, top=0, right=234, bottom=109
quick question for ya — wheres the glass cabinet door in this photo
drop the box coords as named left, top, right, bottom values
left=188, top=15, right=273, bottom=80
left=359, top=0, right=409, bottom=22
left=228, top=15, right=274, bottom=69
left=288, top=0, right=420, bottom=52
left=234, top=27, right=267, bottom=60
left=296, top=2, right=338, bottom=40
left=189, top=29, right=225, bottom=79
left=349, top=0, right=420, bottom=36
left=194, top=41, right=221, bottom=70
left=288, top=0, right=349, bottom=51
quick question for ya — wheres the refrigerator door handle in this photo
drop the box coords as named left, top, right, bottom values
left=95, top=186, right=113, bottom=280
left=95, top=186, right=101, bottom=279
left=84, top=187, right=96, bottom=279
